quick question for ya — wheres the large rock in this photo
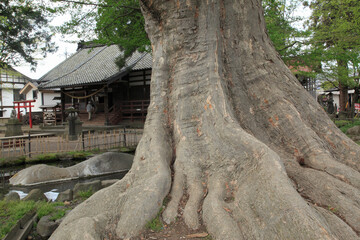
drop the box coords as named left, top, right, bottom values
left=9, top=152, right=133, bottom=185
left=4, top=192, right=20, bottom=201
left=73, top=180, right=101, bottom=198
left=346, top=125, right=360, bottom=135
left=23, top=189, right=47, bottom=202
left=37, top=216, right=59, bottom=238
left=55, top=189, right=73, bottom=202
left=101, top=179, right=119, bottom=188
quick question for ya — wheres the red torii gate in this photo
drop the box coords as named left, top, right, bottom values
left=13, top=100, right=36, bottom=128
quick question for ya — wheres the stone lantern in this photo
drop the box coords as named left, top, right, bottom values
left=65, top=108, right=82, bottom=141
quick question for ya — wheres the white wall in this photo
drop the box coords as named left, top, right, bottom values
left=0, top=83, right=26, bottom=118
left=317, top=89, right=355, bottom=112
left=24, top=89, right=60, bottom=113
left=0, top=68, right=29, bottom=118
left=43, top=92, right=60, bottom=106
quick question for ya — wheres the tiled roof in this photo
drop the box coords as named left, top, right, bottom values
left=1, top=66, right=32, bottom=81
left=39, top=45, right=152, bottom=89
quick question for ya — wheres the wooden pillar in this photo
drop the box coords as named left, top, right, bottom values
left=127, top=77, right=130, bottom=101
left=143, top=70, right=146, bottom=100
left=104, top=86, right=109, bottom=125
left=61, top=89, right=66, bottom=123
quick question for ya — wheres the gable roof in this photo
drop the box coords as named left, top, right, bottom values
left=39, top=45, right=152, bottom=89
left=0, top=66, right=32, bottom=82
left=20, top=81, right=38, bottom=95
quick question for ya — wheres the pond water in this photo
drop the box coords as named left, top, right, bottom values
left=8, top=170, right=128, bottom=201
left=0, top=155, right=130, bottom=201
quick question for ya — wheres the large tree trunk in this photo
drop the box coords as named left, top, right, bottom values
left=339, top=81, right=349, bottom=113
left=51, top=0, right=360, bottom=239
left=338, top=59, right=349, bottom=113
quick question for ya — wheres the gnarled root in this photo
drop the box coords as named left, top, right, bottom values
left=50, top=117, right=173, bottom=240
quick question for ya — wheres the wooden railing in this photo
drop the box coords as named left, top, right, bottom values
left=109, top=100, right=150, bottom=124
left=0, top=128, right=143, bottom=159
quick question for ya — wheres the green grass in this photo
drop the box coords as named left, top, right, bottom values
left=0, top=200, right=69, bottom=238
left=69, top=151, right=92, bottom=160
left=27, top=153, right=59, bottom=164
left=49, top=209, right=67, bottom=221
left=36, top=201, right=65, bottom=220
left=145, top=207, right=164, bottom=232
left=0, top=200, right=36, bottom=239
left=334, top=120, right=351, bottom=128
left=0, top=156, right=26, bottom=167
left=118, top=147, right=136, bottom=153
left=339, top=120, right=360, bottom=134
left=328, top=206, right=338, bottom=213
left=77, top=188, right=93, bottom=199
left=90, top=148, right=102, bottom=154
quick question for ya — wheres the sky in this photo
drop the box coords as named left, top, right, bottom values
left=14, top=15, right=80, bottom=80
left=14, top=36, right=79, bottom=80
left=14, top=1, right=311, bottom=80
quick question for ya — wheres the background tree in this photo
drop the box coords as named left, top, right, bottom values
left=51, top=1, right=360, bottom=239
left=262, top=0, right=306, bottom=61
left=55, top=0, right=307, bottom=68
left=0, top=0, right=56, bottom=69
left=306, top=0, right=360, bottom=112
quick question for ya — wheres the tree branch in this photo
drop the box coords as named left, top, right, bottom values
left=278, top=40, right=303, bottom=52
left=97, top=9, right=138, bottom=34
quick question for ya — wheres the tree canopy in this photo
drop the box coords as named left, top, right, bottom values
left=262, top=0, right=307, bottom=61
left=306, top=0, right=360, bottom=108
left=54, top=0, right=306, bottom=67
left=0, top=0, right=56, bottom=69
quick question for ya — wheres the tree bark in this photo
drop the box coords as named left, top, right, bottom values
left=339, top=81, right=349, bottom=113
left=51, top=0, right=360, bottom=239
left=338, top=59, right=349, bottom=113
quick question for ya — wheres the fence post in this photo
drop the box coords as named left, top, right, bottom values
left=1, top=170, right=4, bottom=188
left=123, top=127, right=127, bottom=147
left=82, top=131, right=85, bottom=151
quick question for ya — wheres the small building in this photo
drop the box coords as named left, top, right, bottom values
left=20, top=81, right=60, bottom=114
left=317, top=88, right=355, bottom=112
left=38, top=44, right=152, bottom=126
left=0, top=67, right=31, bottom=121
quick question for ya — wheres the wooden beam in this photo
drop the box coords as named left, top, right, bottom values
left=61, top=89, right=66, bottom=123
left=104, top=86, right=109, bottom=125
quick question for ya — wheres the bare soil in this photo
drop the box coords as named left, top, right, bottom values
left=133, top=218, right=211, bottom=240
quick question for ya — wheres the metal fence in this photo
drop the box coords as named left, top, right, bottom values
left=0, top=128, right=143, bottom=159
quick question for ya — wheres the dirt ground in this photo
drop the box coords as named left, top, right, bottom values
left=27, top=203, right=211, bottom=240
left=128, top=194, right=212, bottom=240
left=26, top=191, right=212, bottom=240
left=131, top=219, right=211, bottom=240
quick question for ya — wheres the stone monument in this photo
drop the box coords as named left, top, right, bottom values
left=5, top=109, right=23, bottom=137
left=64, top=107, right=82, bottom=141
